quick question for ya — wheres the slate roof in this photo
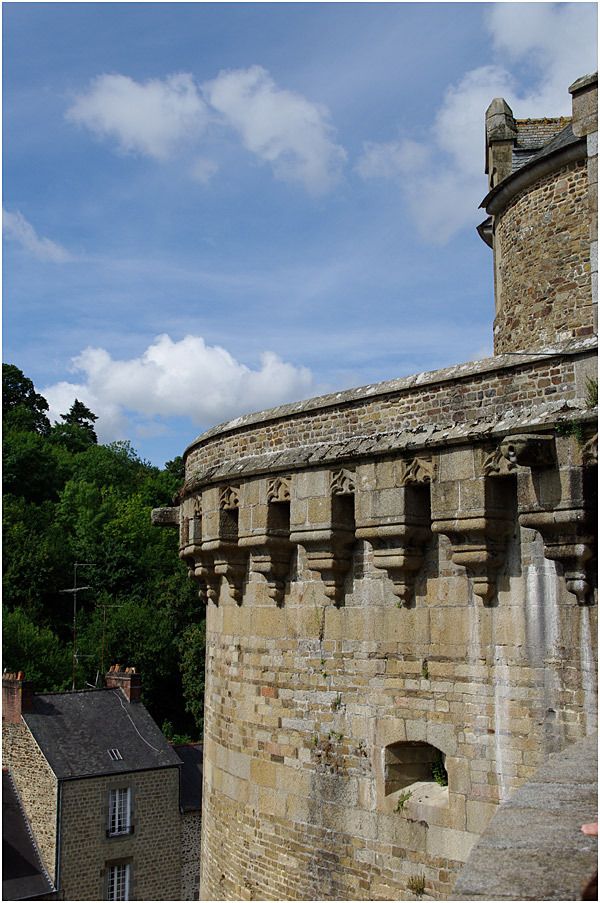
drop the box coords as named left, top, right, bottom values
left=2, top=770, right=55, bottom=900
left=22, top=689, right=181, bottom=779
left=511, top=120, right=579, bottom=175
left=173, top=743, right=203, bottom=811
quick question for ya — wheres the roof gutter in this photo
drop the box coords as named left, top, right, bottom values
left=480, top=138, right=586, bottom=216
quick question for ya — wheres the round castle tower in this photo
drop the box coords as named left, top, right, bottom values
left=480, top=73, right=597, bottom=355
left=154, top=75, right=597, bottom=901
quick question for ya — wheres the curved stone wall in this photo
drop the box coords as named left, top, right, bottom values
left=172, top=345, right=598, bottom=901
left=492, top=159, right=593, bottom=354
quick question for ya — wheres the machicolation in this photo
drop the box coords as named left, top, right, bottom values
left=154, top=73, right=598, bottom=901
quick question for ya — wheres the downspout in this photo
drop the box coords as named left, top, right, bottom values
left=55, top=779, right=63, bottom=893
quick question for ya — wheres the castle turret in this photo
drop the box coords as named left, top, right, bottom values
left=480, top=73, right=597, bottom=355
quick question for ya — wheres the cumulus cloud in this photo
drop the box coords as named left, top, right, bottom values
left=42, top=334, right=314, bottom=442
left=3, top=208, right=73, bottom=262
left=203, top=65, right=346, bottom=193
left=66, top=73, right=208, bottom=160
left=356, top=3, right=597, bottom=243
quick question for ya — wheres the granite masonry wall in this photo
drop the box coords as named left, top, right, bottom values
left=153, top=74, right=598, bottom=901
left=493, top=160, right=593, bottom=354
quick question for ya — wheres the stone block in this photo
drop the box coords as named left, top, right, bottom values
left=466, top=799, right=498, bottom=834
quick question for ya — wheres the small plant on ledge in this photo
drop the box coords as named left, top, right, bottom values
left=431, top=751, right=448, bottom=787
left=407, top=874, right=426, bottom=897
left=396, top=789, right=413, bottom=812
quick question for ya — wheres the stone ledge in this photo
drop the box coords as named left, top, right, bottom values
left=184, top=339, right=597, bottom=457
left=453, top=733, right=598, bottom=901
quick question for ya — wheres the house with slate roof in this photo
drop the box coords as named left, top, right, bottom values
left=2, top=667, right=199, bottom=901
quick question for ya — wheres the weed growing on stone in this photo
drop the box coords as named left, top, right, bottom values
left=332, top=693, right=343, bottom=711
left=585, top=376, right=598, bottom=408
left=407, top=874, right=426, bottom=897
left=396, top=790, right=413, bottom=812
left=431, top=751, right=448, bottom=787
left=421, top=659, right=429, bottom=680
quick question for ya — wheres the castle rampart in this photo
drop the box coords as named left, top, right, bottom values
left=155, top=74, right=598, bottom=900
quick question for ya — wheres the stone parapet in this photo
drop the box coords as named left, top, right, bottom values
left=183, top=341, right=596, bottom=487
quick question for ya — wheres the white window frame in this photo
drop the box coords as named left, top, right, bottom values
left=108, top=787, right=131, bottom=836
left=107, top=862, right=130, bottom=901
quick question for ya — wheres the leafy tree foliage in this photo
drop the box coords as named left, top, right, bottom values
left=3, top=364, right=51, bottom=435
left=2, top=364, right=204, bottom=737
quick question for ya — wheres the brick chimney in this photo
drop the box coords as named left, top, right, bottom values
left=105, top=664, right=142, bottom=703
left=2, top=672, right=34, bottom=723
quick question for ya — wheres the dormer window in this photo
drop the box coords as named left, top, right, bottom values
left=108, top=788, right=132, bottom=836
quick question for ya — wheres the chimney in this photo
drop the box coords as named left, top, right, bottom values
left=105, top=664, right=142, bottom=703
left=485, top=97, right=518, bottom=189
left=2, top=672, right=34, bottom=723
left=569, top=72, right=598, bottom=138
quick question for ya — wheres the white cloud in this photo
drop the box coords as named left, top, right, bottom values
left=190, top=157, right=219, bottom=184
left=42, top=334, right=314, bottom=442
left=66, top=73, right=208, bottom=160
left=356, top=3, right=597, bottom=243
left=203, top=65, right=346, bottom=193
left=3, top=208, right=73, bottom=262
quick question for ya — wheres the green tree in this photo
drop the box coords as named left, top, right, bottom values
left=62, top=399, right=98, bottom=442
left=2, top=364, right=51, bottom=435
left=3, top=606, right=71, bottom=691
left=177, top=621, right=206, bottom=737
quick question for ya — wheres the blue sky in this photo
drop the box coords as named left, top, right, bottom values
left=3, top=2, right=597, bottom=465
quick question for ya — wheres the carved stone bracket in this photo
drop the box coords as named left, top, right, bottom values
left=399, top=456, right=435, bottom=486
left=331, top=469, right=355, bottom=495
left=267, top=476, right=291, bottom=502
left=202, top=485, right=247, bottom=603
left=482, top=447, right=517, bottom=478
left=291, top=472, right=355, bottom=604
left=241, top=478, right=293, bottom=604
left=520, top=509, right=594, bottom=604
left=499, top=434, right=555, bottom=468
left=356, top=523, right=430, bottom=605
left=297, top=529, right=355, bottom=604
left=193, top=550, right=221, bottom=606
left=431, top=513, right=513, bottom=604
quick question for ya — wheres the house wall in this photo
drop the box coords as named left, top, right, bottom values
left=2, top=721, right=59, bottom=882
left=57, top=768, right=181, bottom=901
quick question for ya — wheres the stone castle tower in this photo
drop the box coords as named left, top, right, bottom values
left=154, top=73, right=597, bottom=900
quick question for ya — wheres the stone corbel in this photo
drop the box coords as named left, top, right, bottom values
left=356, top=457, right=432, bottom=605
left=520, top=509, right=594, bottom=605
left=357, top=523, right=430, bottom=605
left=499, top=434, right=555, bottom=468
left=291, top=469, right=355, bottom=604
left=203, top=486, right=247, bottom=604
left=431, top=513, right=512, bottom=604
left=239, top=477, right=293, bottom=605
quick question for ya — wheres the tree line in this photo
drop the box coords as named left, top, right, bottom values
left=2, top=363, right=205, bottom=741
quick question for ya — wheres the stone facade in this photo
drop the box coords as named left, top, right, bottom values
left=155, top=74, right=598, bottom=900
left=2, top=717, right=58, bottom=883
left=58, top=769, right=181, bottom=901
